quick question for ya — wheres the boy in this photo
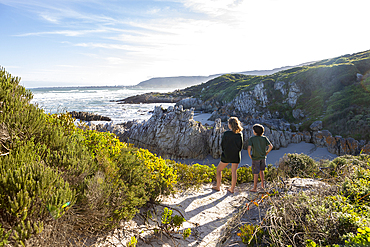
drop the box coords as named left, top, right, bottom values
left=248, top=124, right=273, bottom=192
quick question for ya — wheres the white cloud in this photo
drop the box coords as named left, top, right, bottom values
left=105, top=57, right=124, bottom=65
left=15, top=29, right=107, bottom=37
left=74, top=42, right=135, bottom=51
left=40, top=13, right=59, bottom=23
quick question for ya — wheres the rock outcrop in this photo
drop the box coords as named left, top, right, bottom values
left=310, top=121, right=370, bottom=156
left=127, top=106, right=209, bottom=159
left=89, top=110, right=370, bottom=160
left=92, top=106, right=210, bottom=159
left=116, top=92, right=184, bottom=104
left=70, top=111, right=111, bottom=121
left=175, top=97, right=219, bottom=112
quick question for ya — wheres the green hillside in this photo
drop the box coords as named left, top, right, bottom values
left=173, top=50, right=370, bottom=140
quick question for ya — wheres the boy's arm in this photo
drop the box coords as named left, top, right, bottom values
left=266, top=144, right=273, bottom=155
left=248, top=146, right=252, bottom=159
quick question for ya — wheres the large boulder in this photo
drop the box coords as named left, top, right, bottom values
left=292, top=109, right=305, bottom=120
left=312, top=130, right=332, bottom=147
left=127, top=106, right=210, bottom=159
left=362, top=142, right=370, bottom=154
left=325, top=135, right=362, bottom=156
left=310, top=121, right=323, bottom=131
left=285, top=82, right=303, bottom=108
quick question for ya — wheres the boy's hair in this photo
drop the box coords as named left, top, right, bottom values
left=228, top=117, right=243, bottom=133
left=253, top=124, right=264, bottom=136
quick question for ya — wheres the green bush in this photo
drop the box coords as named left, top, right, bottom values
left=0, top=223, right=10, bottom=247
left=0, top=142, right=75, bottom=245
left=173, top=162, right=216, bottom=189
left=0, top=67, right=45, bottom=145
left=345, top=227, right=370, bottom=246
left=257, top=154, right=370, bottom=246
left=238, top=224, right=264, bottom=246
left=277, top=153, right=318, bottom=178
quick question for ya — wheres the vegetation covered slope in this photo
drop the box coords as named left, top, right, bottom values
left=171, top=50, right=370, bottom=140
left=0, top=67, right=179, bottom=246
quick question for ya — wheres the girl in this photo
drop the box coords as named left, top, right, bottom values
left=212, top=117, right=243, bottom=193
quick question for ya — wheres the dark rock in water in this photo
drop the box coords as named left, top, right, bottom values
left=70, top=111, right=111, bottom=121
left=116, top=92, right=184, bottom=104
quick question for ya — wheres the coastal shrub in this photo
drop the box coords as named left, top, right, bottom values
left=0, top=142, right=75, bottom=245
left=265, top=164, right=278, bottom=181
left=71, top=145, right=179, bottom=228
left=256, top=153, right=370, bottom=246
left=0, top=68, right=46, bottom=150
left=0, top=224, right=10, bottom=247
left=80, top=147, right=151, bottom=226
left=237, top=166, right=253, bottom=184
left=345, top=227, right=370, bottom=246
left=261, top=192, right=370, bottom=246
left=82, top=128, right=124, bottom=160
left=173, top=162, right=216, bottom=189
left=81, top=129, right=125, bottom=179
left=237, top=224, right=264, bottom=246
left=159, top=207, right=191, bottom=239
left=45, top=112, right=78, bottom=136
left=277, top=153, right=318, bottom=178
left=325, top=155, right=370, bottom=181
left=341, top=166, right=370, bottom=204
left=173, top=162, right=277, bottom=190
left=133, top=148, right=177, bottom=199
left=264, top=192, right=341, bottom=246
left=323, top=79, right=370, bottom=141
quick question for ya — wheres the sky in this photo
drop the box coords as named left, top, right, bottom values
left=0, top=0, right=369, bottom=88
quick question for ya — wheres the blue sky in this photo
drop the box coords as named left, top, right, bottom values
left=1, top=0, right=369, bottom=88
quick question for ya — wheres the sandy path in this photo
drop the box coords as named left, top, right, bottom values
left=101, top=183, right=262, bottom=246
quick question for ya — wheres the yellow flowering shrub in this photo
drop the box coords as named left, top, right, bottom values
left=133, top=148, right=178, bottom=198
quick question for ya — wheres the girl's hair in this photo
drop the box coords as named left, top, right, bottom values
left=228, top=117, right=243, bottom=133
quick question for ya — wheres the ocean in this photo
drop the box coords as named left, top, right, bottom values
left=29, top=86, right=176, bottom=124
